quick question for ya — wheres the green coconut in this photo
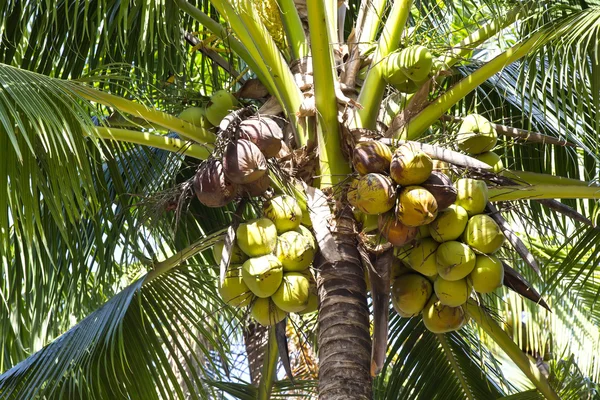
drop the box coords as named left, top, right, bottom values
left=454, top=178, right=489, bottom=216
left=242, top=254, right=284, bottom=298
left=178, top=106, right=214, bottom=130
left=379, top=92, right=411, bottom=126
left=205, top=89, right=238, bottom=126
left=385, top=45, right=433, bottom=83
left=408, top=238, right=440, bottom=277
left=354, top=209, right=380, bottom=233
left=347, top=173, right=396, bottom=215
left=436, top=241, right=476, bottom=281
left=474, top=151, right=504, bottom=173
left=470, top=254, right=504, bottom=293
left=396, top=186, right=438, bottom=227
left=275, top=230, right=316, bottom=271
left=218, top=265, right=254, bottom=307
left=389, top=143, right=433, bottom=186
left=391, top=258, right=412, bottom=283
left=463, top=214, right=505, bottom=254
left=429, top=204, right=469, bottom=242
left=271, top=272, right=311, bottom=313
left=295, top=224, right=317, bottom=250
left=236, top=218, right=278, bottom=257
left=391, top=273, right=433, bottom=317
left=434, top=277, right=469, bottom=307
left=251, top=298, right=287, bottom=326
left=422, top=295, right=467, bottom=333
left=457, top=114, right=497, bottom=155
left=263, top=195, right=303, bottom=233
left=212, top=240, right=248, bottom=265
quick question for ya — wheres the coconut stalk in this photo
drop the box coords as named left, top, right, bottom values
left=276, top=0, right=308, bottom=59
left=465, top=301, right=560, bottom=400
left=501, top=170, right=593, bottom=187
left=353, top=0, right=414, bottom=129
left=257, top=327, right=279, bottom=400
left=488, top=185, right=600, bottom=202
left=355, top=0, right=387, bottom=49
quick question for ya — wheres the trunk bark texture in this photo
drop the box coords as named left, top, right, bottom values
left=316, top=215, right=372, bottom=400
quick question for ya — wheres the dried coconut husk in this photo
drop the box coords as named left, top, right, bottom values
left=194, top=159, right=238, bottom=207
left=223, top=139, right=268, bottom=184
left=241, top=173, right=271, bottom=197
left=239, top=117, right=283, bottom=157
left=420, top=171, right=457, bottom=211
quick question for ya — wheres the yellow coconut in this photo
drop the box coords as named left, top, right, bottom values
left=251, top=298, right=287, bottom=326
left=236, top=218, right=278, bottom=257
left=457, top=114, right=497, bottom=155
left=463, top=214, right=505, bottom=254
left=434, top=277, right=469, bottom=307
left=454, top=178, right=489, bottom=216
left=389, top=143, right=433, bottom=186
left=271, top=272, right=311, bottom=313
left=385, top=45, right=433, bottom=83
left=263, top=195, right=303, bottom=233
left=241, top=254, right=284, bottom=298
left=212, top=240, right=248, bottom=265
left=408, top=238, right=439, bottom=276
left=422, top=295, right=467, bottom=333
left=470, top=254, right=504, bottom=294
left=429, top=204, right=469, bottom=243
left=436, top=241, right=476, bottom=281
left=275, top=230, right=316, bottom=271
left=396, top=186, right=438, bottom=227
left=347, top=173, right=396, bottom=215
left=395, top=244, right=414, bottom=265
left=295, top=224, right=317, bottom=250
left=352, top=141, right=393, bottom=175
left=391, top=274, right=433, bottom=317
left=474, top=151, right=504, bottom=173
left=218, top=265, right=255, bottom=307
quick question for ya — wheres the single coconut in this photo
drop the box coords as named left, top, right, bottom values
left=395, top=244, right=414, bottom=264
left=436, top=241, right=476, bottom=281
left=383, top=55, right=411, bottom=86
left=298, top=276, right=318, bottom=314
left=396, top=186, right=438, bottom=227
left=379, top=92, right=410, bottom=126
left=408, top=238, right=440, bottom=276
left=390, top=143, right=433, bottom=186
left=223, top=139, right=268, bottom=184
left=263, top=195, right=303, bottom=233
left=347, top=173, right=396, bottom=215
left=470, top=254, right=504, bottom=293
left=219, top=265, right=254, bottom=307
left=242, top=254, right=284, bottom=298
left=434, top=277, right=469, bottom=307
left=239, top=117, right=283, bottom=157
left=275, top=230, right=316, bottom=271
left=352, top=140, right=393, bottom=175
left=391, top=258, right=412, bottom=283
left=354, top=209, right=380, bottom=233
left=385, top=46, right=433, bottom=83
left=391, top=273, right=433, bottom=317
left=295, top=224, right=317, bottom=250
left=271, top=272, right=311, bottom=313
left=251, top=297, right=287, bottom=326
left=178, top=106, right=214, bottom=130
left=378, top=213, right=419, bottom=247
left=457, top=114, right=497, bottom=154
left=420, top=171, right=457, bottom=210
left=454, top=178, right=489, bottom=216
left=463, top=214, right=505, bottom=254
left=422, top=295, right=467, bottom=333
left=194, top=160, right=238, bottom=208
left=393, top=78, right=422, bottom=94
left=212, top=240, right=248, bottom=265
left=429, top=204, right=469, bottom=243
left=206, top=89, right=238, bottom=126
left=474, top=151, right=504, bottom=173
left=240, top=173, right=271, bottom=197
left=236, top=218, right=278, bottom=257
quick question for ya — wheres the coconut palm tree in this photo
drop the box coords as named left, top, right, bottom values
left=1, top=0, right=599, bottom=399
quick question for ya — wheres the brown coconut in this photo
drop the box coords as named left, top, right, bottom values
left=420, top=171, right=457, bottom=211
left=223, top=139, right=268, bottom=184
left=193, top=160, right=238, bottom=207
left=378, top=213, right=419, bottom=246
left=352, top=141, right=393, bottom=175
left=239, top=117, right=283, bottom=158
left=240, top=173, right=271, bottom=197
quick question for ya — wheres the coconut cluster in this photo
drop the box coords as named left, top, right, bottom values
left=456, top=114, right=504, bottom=172
left=214, top=195, right=318, bottom=326
left=349, top=140, right=506, bottom=333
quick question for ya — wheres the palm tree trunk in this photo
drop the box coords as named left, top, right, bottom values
left=316, top=215, right=372, bottom=399
left=243, top=321, right=269, bottom=385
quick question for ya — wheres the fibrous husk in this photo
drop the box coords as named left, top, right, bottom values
left=240, top=173, right=271, bottom=197
left=457, top=114, right=497, bottom=155
left=242, top=254, right=284, bottom=298
left=263, top=195, right=303, bottom=233
left=422, top=295, right=467, bottom=333
left=223, top=139, right=268, bottom=184
left=429, top=204, right=469, bottom=243
left=391, top=273, right=433, bottom=317
left=271, top=272, right=311, bottom=313
left=212, top=240, right=248, bottom=264
left=251, top=297, right=287, bottom=326
left=396, top=186, right=438, bottom=227
left=474, top=151, right=504, bottom=173
left=194, top=160, right=238, bottom=208
left=347, top=173, right=396, bottom=215
left=408, top=238, right=439, bottom=276
left=219, top=265, right=255, bottom=307
left=420, top=171, right=457, bottom=210
left=470, top=254, right=504, bottom=293
left=352, top=140, right=392, bottom=175
left=435, top=241, right=476, bottom=281
left=239, top=117, right=283, bottom=158
left=236, top=218, right=278, bottom=257
left=454, top=178, right=489, bottom=216
left=378, top=213, right=418, bottom=247
left=275, top=230, right=316, bottom=271
left=462, top=214, right=505, bottom=254
left=434, top=277, right=469, bottom=307
left=390, top=143, right=433, bottom=186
